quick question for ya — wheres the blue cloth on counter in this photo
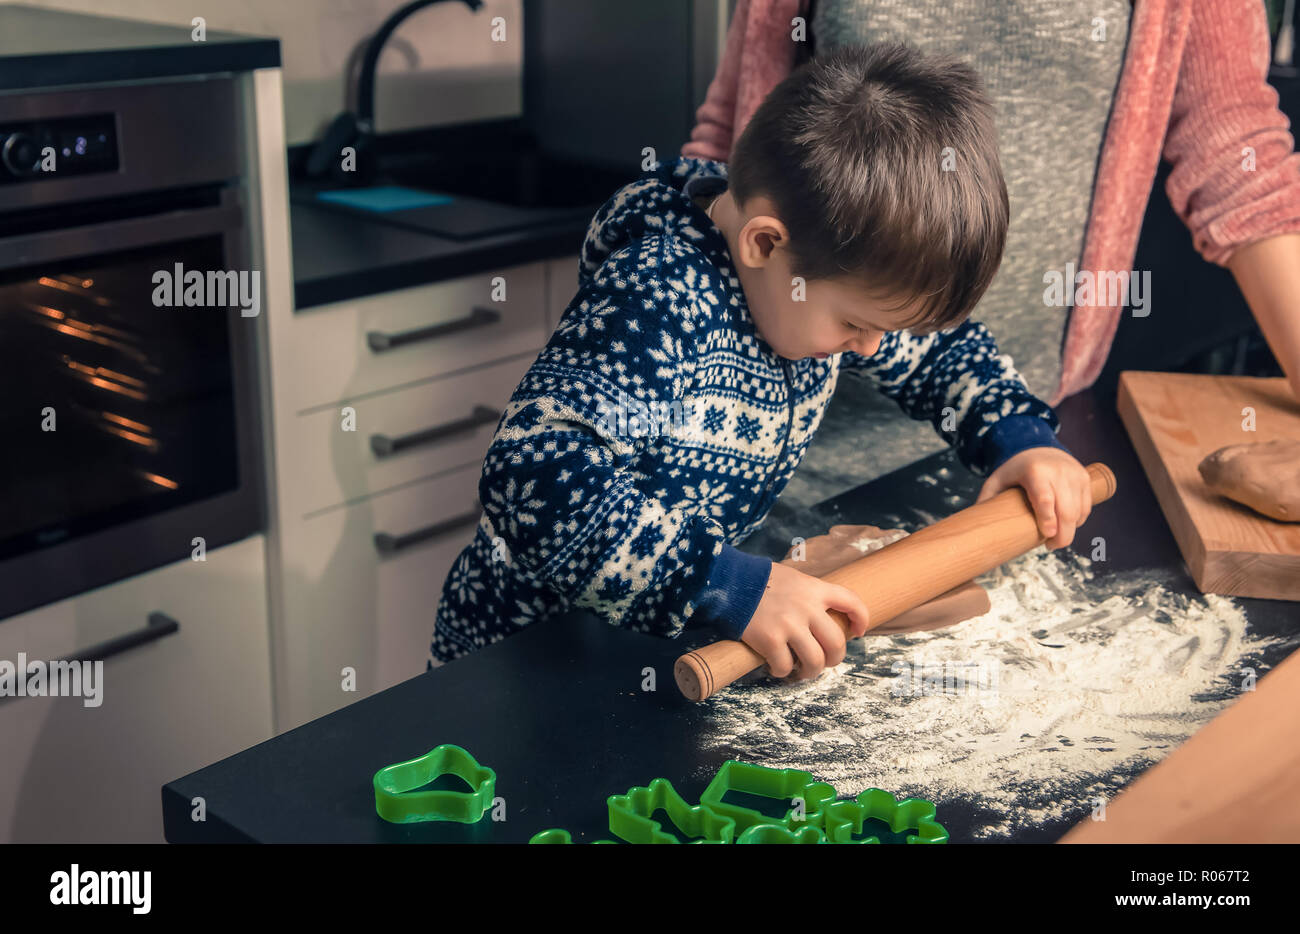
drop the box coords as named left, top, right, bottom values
left=316, top=186, right=453, bottom=212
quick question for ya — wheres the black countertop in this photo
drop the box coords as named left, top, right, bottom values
left=288, top=117, right=634, bottom=309
left=290, top=199, right=588, bottom=310
left=161, top=389, right=1300, bottom=843
left=0, top=3, right=279, bottom=91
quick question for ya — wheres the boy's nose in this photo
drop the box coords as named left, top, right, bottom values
left=852, top=332, right=884, bottom=357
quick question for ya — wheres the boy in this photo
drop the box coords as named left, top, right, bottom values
left=431, top=42, right=1092, bottom=680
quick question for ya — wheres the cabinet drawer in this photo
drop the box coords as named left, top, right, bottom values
left=286, top=262, right=547, bottom=410
left=275, top=464, right=482, bottom=730
left=0, top=535, right=272, bottom=842
left=288, top=353, right=533, bottom=516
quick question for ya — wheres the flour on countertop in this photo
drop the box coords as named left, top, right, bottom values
left=696, top=545, right=1289, bottom=839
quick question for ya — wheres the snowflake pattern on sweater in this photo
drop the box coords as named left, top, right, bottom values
left=430, top=156, right=1059, bottom=664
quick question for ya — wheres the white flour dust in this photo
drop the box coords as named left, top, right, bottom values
left=697, top=546, right=1288, bottom=839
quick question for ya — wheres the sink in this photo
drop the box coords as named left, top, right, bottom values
left=294, top=123, right=641, bottom=240
left=381, top=145, right=635, bottom=212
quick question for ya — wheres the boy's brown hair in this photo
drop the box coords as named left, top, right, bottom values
left=727, top=42, right=1009, bottom=332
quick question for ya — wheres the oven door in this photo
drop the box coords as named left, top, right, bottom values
left=0, top=185, right=263, bottom=620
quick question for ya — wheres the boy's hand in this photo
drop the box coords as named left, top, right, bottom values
left=976, top=447, right=1092, bottom=549
left=741, top=562, right=871, bottom=681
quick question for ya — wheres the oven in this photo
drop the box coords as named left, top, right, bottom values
left=0, top=77, right=264, bottom=620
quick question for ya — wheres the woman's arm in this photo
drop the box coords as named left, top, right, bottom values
left=681, top=0, right=747, bottom=161
left=1160, top=0, right=1300, bottom=394
left=681, top=0, right=807, bottom=162
left=1226, top=233, right=1300, bottom=402
left=1162, top=0, right=1300, bottom=266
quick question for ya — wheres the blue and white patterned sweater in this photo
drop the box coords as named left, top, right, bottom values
left=430, top=156, right=1065, bottom=664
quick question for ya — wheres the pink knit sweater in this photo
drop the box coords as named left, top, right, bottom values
left=682, top=0, right=1300, bottom=404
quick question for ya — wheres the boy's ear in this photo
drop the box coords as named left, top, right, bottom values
left=738, top=216, right=790, bottom=265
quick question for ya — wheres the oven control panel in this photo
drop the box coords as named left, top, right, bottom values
left=0, top=113, right=118, bottom=182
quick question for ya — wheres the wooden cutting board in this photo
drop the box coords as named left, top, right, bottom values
left=1117, top=371, right=1300, bottom=600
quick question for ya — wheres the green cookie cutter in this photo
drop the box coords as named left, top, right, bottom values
left=700, top=760, right=836, bottom=833
left=373, top=743, right=496, bottom=824
left=736, top=823, right=827, bottom=844
left=608, top=777, right=737, bottom=844
left=820, top=788, right=949, bottom=844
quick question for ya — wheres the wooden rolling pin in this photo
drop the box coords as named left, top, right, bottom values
left=675, top=462, right=1117, bottom=701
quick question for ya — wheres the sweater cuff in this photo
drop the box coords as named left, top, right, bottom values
left=694, top=544, right=772, bottom=640
left=982, top=415, right=1071, bottom=473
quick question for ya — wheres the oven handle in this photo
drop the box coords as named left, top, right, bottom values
left=0, top=200, right=244, bottom=272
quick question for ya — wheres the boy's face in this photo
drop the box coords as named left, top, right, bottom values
left=707, top=190, right=935, bottom=361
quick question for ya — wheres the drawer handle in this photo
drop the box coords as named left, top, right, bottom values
left=0, top=612, right=179, bottom=706
left=366, top=306, right=500, bottom=352
left=370, top=405, right=500, bottom=458
left=374, top=503, right=482, bottom=556
left=70, top=611, right=180, bottom=664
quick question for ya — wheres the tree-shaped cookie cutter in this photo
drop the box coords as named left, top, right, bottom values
left=699, top=760, right=837, bottom=834
left=607, top=777, right=737, bottom=844
left=372, top=743, right=496, bottom=824
left=820, top=788, right=949, bottom=844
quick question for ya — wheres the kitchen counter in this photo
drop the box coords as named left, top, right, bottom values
left=160, top=389, right=1300, bottom=843
left=0, top=3, right=279, bottom=91
left=291, top=199, right=588, bottom=310
left=288, top=118, right=632, bottom=310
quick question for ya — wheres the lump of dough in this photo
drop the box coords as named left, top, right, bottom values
left=1197, top=439, right=1300, bottom=522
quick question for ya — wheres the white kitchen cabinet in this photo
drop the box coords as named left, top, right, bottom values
left=282, top=261, right=549, bottom=412
left=272, top=463, right=482, bottom=730
left=286, top=354, right=528, bottom=517
left=0, top=535, right=273, bottom=843
left=263, top=256, right=577, bottom=731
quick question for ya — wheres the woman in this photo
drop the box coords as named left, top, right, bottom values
left=683, top=0, right=1300, bottom=409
